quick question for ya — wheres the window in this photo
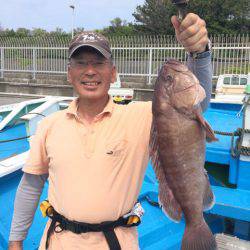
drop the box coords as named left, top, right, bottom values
left=223, top=77, right=231, bottom=85
left=240, top=78, right=247, bottom=85
left=231, top=76, right=240, bottom=85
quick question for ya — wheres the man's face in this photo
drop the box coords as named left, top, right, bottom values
left=68, top=48, right=116, bottom=101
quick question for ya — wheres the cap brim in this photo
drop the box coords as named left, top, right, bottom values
left=69, top=44, right=111, bottom=59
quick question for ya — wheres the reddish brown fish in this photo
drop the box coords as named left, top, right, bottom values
left=150, top=59, right=217, bottom=250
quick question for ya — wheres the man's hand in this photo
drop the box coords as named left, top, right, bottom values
left=171, top=13, right=208, bottom=53
left=8, top=241, right=23, bottom=250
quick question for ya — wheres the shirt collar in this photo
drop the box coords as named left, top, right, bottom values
left=66, top=96, right=114, bottom=118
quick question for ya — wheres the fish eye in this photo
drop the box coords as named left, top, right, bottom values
left=166, top=75, right=173, bottom=81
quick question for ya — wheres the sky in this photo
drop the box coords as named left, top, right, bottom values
left=0, top=0, right=145, bottom=32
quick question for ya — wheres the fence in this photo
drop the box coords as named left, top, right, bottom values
left=0, top=34, right=249, bottom=84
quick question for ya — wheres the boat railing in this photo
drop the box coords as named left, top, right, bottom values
left=0, top=97, right=49, bottom=131
left=0, top=151, right=29, bottom=178
left=20, top=96, right=74, bottom=136
left=0, top=96, right=74, bottom=132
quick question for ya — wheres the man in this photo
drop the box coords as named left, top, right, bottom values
left=9, top=13, right=212, bottom=250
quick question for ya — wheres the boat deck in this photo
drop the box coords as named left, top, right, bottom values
left=0, top=101, right=249, bottom=249
left=216, top=234, right=250, bottom=250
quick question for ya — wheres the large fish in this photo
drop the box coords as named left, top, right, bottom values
left=150, top=59, right=217, bottom=250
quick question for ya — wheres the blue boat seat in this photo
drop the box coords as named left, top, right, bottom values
left=208, top=186, right=250, bottom=222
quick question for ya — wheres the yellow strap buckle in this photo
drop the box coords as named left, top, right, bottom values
left=113, top=96, right=123, bottom=103
left=40, top=200, right=54, bottom=217
left=127, top=215, right=140, bottom=225
left=124, top=202, right=144, bottom=226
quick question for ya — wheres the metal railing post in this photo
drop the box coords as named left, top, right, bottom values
left=0, top=48, right=4, bottom=79
left=148, top=48, right=153, bottom=85
left=32, top=48, right=37, bottom=80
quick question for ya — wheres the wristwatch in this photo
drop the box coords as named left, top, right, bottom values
left=189, top=39, right=212, bottom=59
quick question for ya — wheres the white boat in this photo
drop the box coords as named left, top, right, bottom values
left=0, top=96, right=74, bottom=177
left=214, top=74, right=249, bottom=104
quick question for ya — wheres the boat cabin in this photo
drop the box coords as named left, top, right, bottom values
left=215, top=74, right=249, bottom=103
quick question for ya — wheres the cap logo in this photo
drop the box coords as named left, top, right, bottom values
left=76, top=33, right=105, bottom=43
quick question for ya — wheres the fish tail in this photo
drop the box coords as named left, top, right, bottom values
left=181, top=221, right=217, bottom=250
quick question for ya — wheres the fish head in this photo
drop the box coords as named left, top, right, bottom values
left=160, top=59, right=206, bottom=111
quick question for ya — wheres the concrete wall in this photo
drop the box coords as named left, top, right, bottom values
left=0, top=73, right=154, bottom=102
left=0, top=82, right=74, bottom=97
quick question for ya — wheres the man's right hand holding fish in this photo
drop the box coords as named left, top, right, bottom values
left=171, top=13, right=210, bottom=54
left=150, top=11, right=217, bottom=250
left=171, top=12, right=213, bottom=111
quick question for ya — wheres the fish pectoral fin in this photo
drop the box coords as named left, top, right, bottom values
left=204, top=120, right=218, bottom=142
left=203, top=185, right=215, bottom=211
left=194, top=109, right=218, bottom=142
left=203, top=171, right=215, bottom=211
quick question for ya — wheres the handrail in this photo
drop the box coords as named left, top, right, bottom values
left=0, top=97, right=49, bottom=131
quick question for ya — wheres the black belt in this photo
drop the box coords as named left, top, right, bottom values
left=45, top=209, right=140, bottom=250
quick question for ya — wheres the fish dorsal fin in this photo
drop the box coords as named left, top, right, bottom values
left=149, top=122, right=182, bottom=222
left=194, top=108, right=218, bottom=142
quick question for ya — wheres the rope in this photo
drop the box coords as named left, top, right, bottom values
left=213, top=128, right=250, bottom=157
left=214, top=128, right=250, bottom=137
left=240, top=146, right=250, bottom=156
left=214, top=130, right=236, bottom=136
left=212, top=97, right=250, bottom=157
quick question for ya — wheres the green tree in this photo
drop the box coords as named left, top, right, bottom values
left=102, top=18, right=136, bottom=36
left=0, top=28, right=16, bottom=36
left=188, top=0, right=250, bottom=34
left=110, top=17, right=123, bottom=28
left=133, top=0, right=250, bottom=34
left=49, top=27, right=67, bottom=36
left=32, top=28, right=48, bottom=36
left=133, top=0, right=176, bottom=35
left=16, top=28, right=31, bottom=37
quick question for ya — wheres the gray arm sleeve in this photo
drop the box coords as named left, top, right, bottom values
left=9, top=173, right=48, bottom=241
left=187, top=54, right=213, bottom=111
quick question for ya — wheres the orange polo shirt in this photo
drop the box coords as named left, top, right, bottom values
left=23, top=97, right=152, bottom=250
